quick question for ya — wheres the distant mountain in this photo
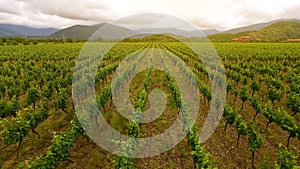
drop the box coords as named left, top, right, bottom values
left=51, top=24, right=220, bottom=40
left=1, top=19, right=300, bottom=40
left=50, top=23, right=135, bottom=40
left=201, top=29, right=220, bottom=36
left=135, top=28, right=220, bottom=37
left=208, top=21, right=300, bottom=42
left=224, top=19, right=300, bottom=34
left=0, top=24, right=57, bottom=37
left=0, top=27, right=21, bottom=37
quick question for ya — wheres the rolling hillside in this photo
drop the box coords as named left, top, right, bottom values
left=208, top=21, right=300, bottom=42
left=51, top=24, right=220, bottom=40
left=50, top=23, right=135, bottom=40
left=224, top=19, right=300, bottom=34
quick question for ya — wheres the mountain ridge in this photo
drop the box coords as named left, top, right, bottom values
left=50, top=23, right=220, bottom=39
left=0, top=19, right=300, bottom=41
left=208, top=21, right=300, bottom=42
left=0, top=24, right=58, bottom=37
left=224, top=19, right=300, bottom=34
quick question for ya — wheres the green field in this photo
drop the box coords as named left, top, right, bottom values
left=0, top=42, right=299, bottom=169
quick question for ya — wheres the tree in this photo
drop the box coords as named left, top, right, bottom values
left=192, top=144, right=212, bottom=169
left=54, top=88, right=68, bottom=112
left=263, top=102, right=278, bottom=130
left=250, top=96, right=262, bottom=121
left=226, top=81, right=233, bottom=98
left=268, top=85, right=283, bottom=105
left=235, top=115, right=248, bottom=147
left=223, top=105, right=236, bottom=131
left=277, top=112, right=299, bottom=147
left=247, top=122, right=264, bottom=168
left=250, top=80, right=260, bottom=96
left=0, top=105, right=49, bottom=157
left=240, top=86, right=249, bottom=110
left=0, top=116, right=29, bottom=157
left=26, top=87, right=39, bottom=108
left=188, top=126, right=213, bottom=169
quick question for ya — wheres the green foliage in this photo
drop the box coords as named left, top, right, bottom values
left=247, top=122, right=264, bottom=152
left=251, top=95, right=262, bottom=120
left=287, top=92, right=300, bottom=116
left=96, top=63, right=118, bottom=83
left=263, top=102, right=278, bottom=127
left=235, top=115, right=248, bottom=136
left=250, top=80, right=260, bottom=96
left=0, top=104, right=48, bottom=145
left=133, top=86, right=147, bottom=112
left=192, top=144, right=212, bottom=169
left=26, top=87, right=40, bottom=107
left=226, top=81, right=233, bottom=94
left=276, top=110, right=299, bottom=146
left=0, top=115, right=29, bottom=145
left=268, top=85, right=284, bottom=104
left=240, top=86, right=249, bottom=108
left=1, top=41, right=300, bottom=168
left=96, top=86, right=112, bottom=110
left=28, top=117, right=84, bottom=169
left=114, top=156, right=134, bottom=169
left=115, top=68, right=151, bottom=169
left=128, top=121, right=140, bottom=138
left=54, top=88, right=68, bottom=111
left=200, top=85, right=212, bottom=104
left=0, top=99, right=17, bottom=118
left=223, top=105, right=237, bottom=130
left=276, top=144, right=298, bottom=169
left=188, top=126, right=213, bottom=169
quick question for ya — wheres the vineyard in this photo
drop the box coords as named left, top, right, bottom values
left=0, top=42, right=299, bottom=169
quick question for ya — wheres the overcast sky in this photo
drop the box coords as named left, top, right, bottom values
left=0, top=0, right=299, bottom=30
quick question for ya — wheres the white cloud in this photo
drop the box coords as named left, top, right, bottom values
left=0, top=0, right=299, bottom=29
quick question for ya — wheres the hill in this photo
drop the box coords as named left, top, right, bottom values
left=0, top=24, right=57, bottom=37
left=135, top=28, right=219, bottom=37
left=224, top=19, right=300, bottom=34
left=0, top=27, right=21, bottom=37
left=122, top=33, right=185, bottom=42
left=50, top=23, right=135, bottom=40
left=208, top=21, right=300, bottom=42
left=51, top=25, right=220, bottom=40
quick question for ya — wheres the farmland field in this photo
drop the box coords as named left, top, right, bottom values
left=0, top=42, right=299, bottom=169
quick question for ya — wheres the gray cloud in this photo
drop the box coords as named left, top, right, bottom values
left=0, top=0, right=111, bottom=28
left=0, top=0, right=299, bottom=29
left=25, top=0, right=111, bottom=21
